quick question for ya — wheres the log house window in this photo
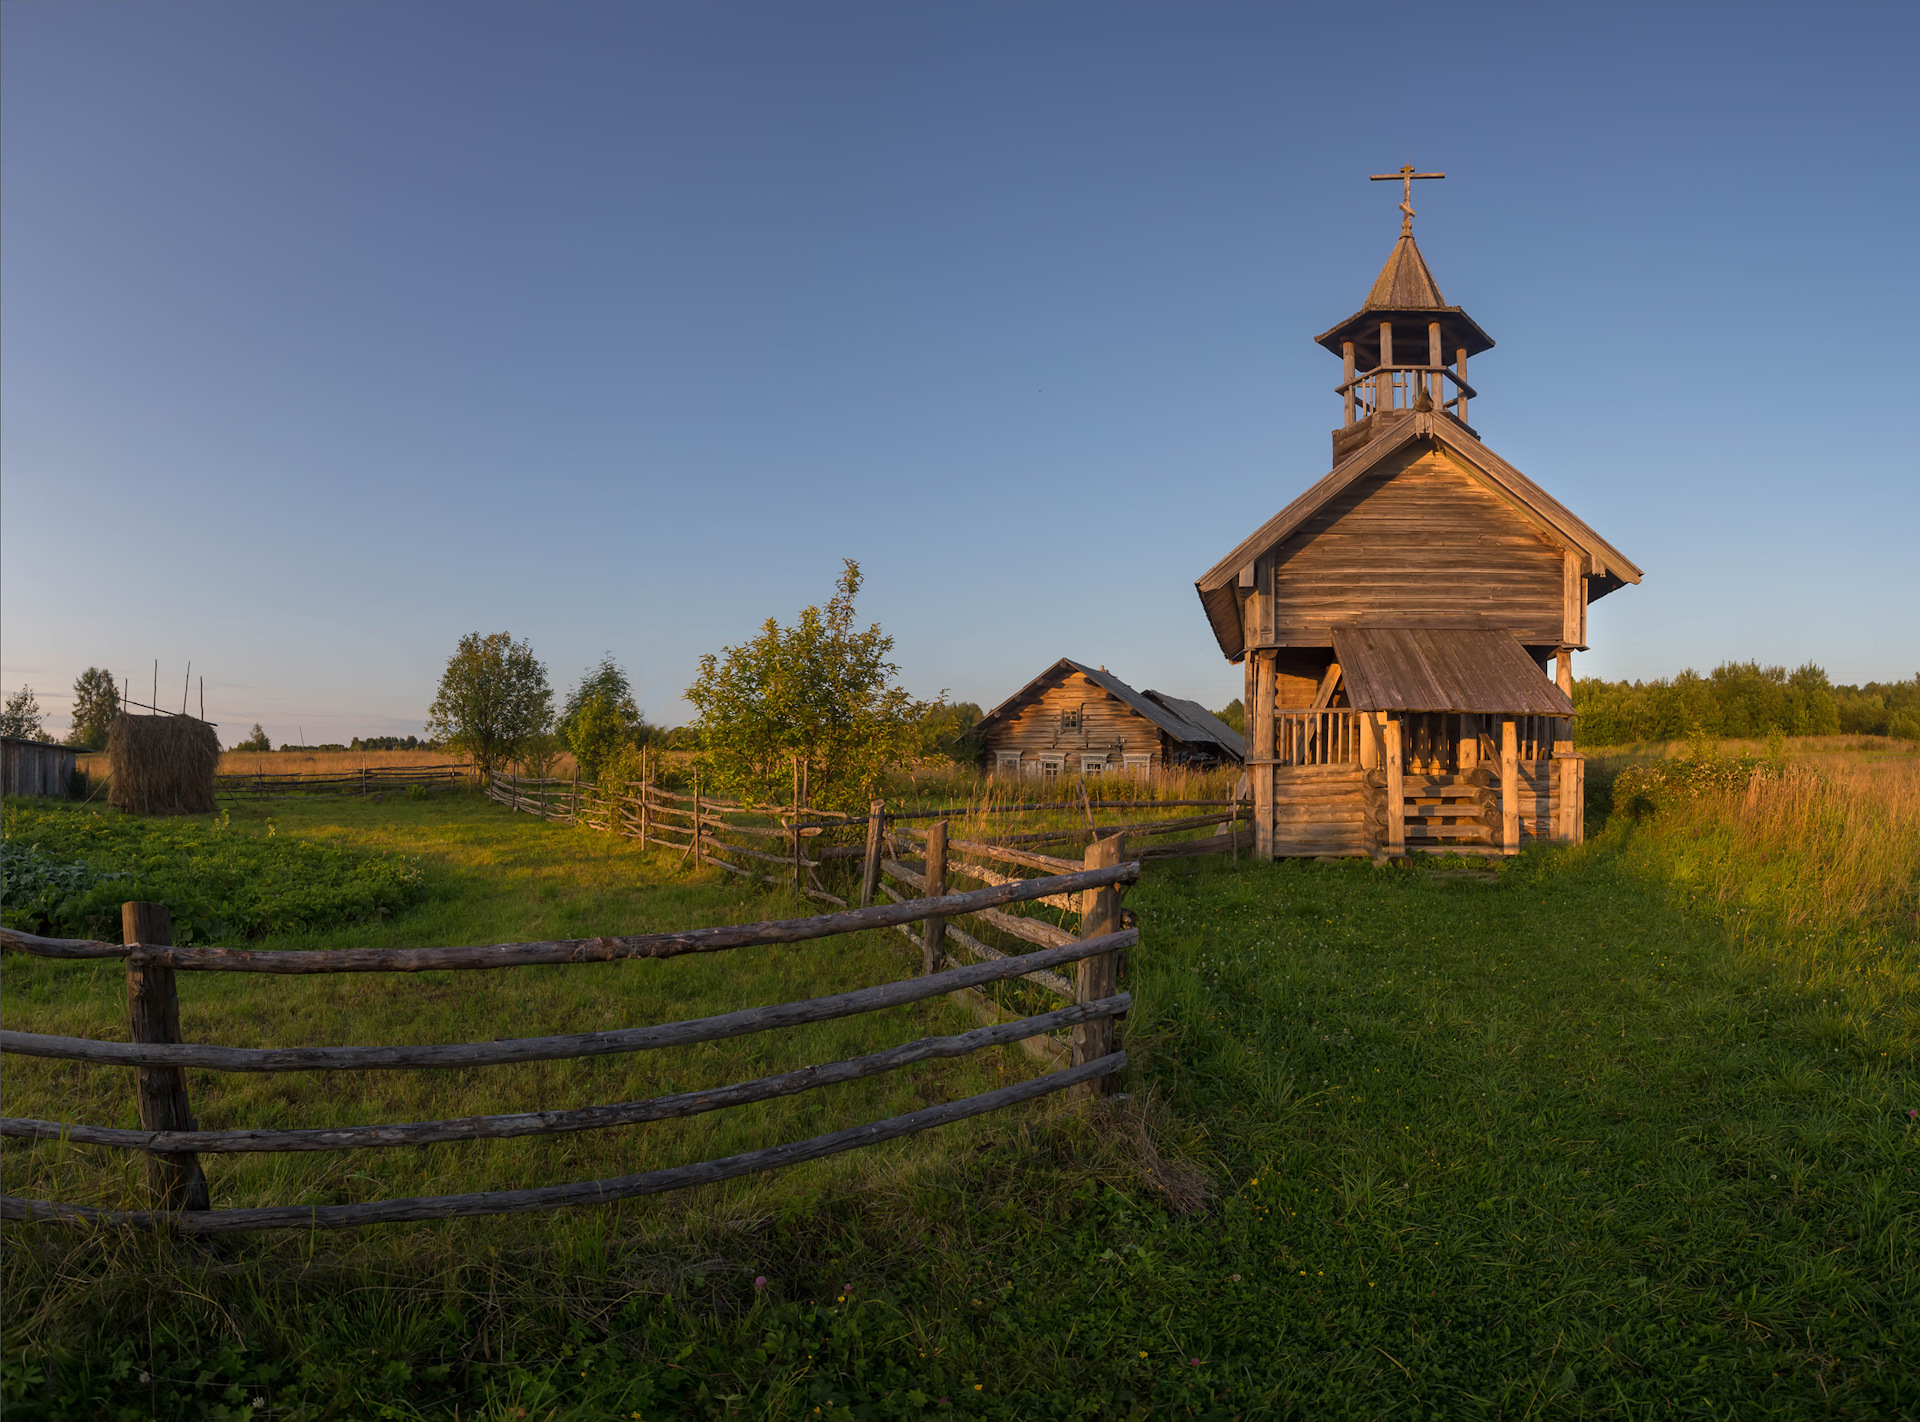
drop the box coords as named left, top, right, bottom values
left=1060, top=706, right=1082, bottom=731
left=1037, top=755, right=1064, bottom=779
left=1080, top=754, right=1109, bottom=775
left=994, top=751, right=1022, bottom=778
left=1123, top=755, right=1152, bottom=779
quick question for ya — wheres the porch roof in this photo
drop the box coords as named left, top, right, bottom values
left=1331, top=627, right=1574, bottom=716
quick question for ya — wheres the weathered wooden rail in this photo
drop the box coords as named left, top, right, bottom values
left=215, top=763, right=472, bottom=796
left=487, top=768, right=1253, bottom=907
left=0, top=855, right=1137, bottom=1233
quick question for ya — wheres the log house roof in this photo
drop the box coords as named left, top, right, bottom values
left=973, top=659, right=1246, bottom=761
left=1194, top=412, right=1642, bottom=663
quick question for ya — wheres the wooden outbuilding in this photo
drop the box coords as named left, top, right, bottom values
left=974, top=660, right=1244, bottom=781
left=1, top=736, right=79, bottom=799
left=1195, top=173, right=1640, bottom=857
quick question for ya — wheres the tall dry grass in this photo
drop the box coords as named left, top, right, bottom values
left=1606, top=746, right=1920, bottom=1009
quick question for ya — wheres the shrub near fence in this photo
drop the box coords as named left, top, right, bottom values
left=0, top=850, right=1139, bottom=1232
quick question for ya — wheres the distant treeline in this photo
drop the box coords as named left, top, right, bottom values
left=348, top=735, right=438, bottom=752
left=1574, top=662, right=1919, bottom=745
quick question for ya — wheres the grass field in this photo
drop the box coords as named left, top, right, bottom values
left=4, top=746, right=1916, bottom=1420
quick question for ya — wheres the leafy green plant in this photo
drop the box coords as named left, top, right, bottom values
left=1, top=803, right=424, bottom=943
left=686, top=560, right=933, bottom=810
left=425, top=631, right=554, bottom=785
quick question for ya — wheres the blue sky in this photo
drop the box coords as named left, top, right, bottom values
left=4, top=2, right=1915, bottom=744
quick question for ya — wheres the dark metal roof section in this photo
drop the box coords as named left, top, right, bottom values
left=1332, top=628, right=1574, bottom=716
left=1314, top=234, right=1495, bottom=364
left=973, top=659, right=1245, bottom=762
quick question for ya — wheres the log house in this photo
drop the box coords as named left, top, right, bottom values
left=974, top=660, right=1245, bottom=780
left=1195, top=175, right=1641, bottom=857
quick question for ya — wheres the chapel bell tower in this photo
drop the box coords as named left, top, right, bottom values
left=1316, top=165, right=1496, bottom=466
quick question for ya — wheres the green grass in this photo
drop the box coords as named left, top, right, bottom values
left=3, top=788, right=1915, bottom=1419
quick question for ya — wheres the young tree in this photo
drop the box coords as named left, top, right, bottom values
left=234, top=724, right=273, bottom=752
left=66, top=668, right=121, bottom=750
left=425, top=632, right=553, bottom=784
left=558, top=654, right=646, bottom=781
left=0, top=685, right=51, bottom=741
left=685, top=560, right=932, bottom=809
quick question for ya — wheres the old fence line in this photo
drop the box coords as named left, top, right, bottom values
left=0, top=851, right=1138, bottom=1233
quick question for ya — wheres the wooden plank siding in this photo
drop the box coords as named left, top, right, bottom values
left=980, top=672, right=1164, bottom=778
left=1252, top=446, right=1567, bottom=648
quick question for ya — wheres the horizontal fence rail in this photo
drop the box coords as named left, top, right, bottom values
left=3, top=845, right=1140, bottom=1232
left=1, top=929, right=1135, bottom=1073
left=0, top=864, right=1135, bottom=972
left=3, top=1054, right=1125, bottom=1234
left=0, top=995, right=1130, bottom=1154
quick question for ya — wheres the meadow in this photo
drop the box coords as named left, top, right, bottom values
left=2, top=740, right=1915, bottom=1420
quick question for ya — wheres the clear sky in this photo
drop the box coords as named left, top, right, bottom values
left=5, top=2, right=1915, bottom=744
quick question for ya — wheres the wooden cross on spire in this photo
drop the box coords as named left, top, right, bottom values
left=1370, top=163, right=1445, bottom=236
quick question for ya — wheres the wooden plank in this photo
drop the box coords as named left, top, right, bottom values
left=122, top=903, right=210, bottom=1212
left=923, top=820, right=948, bottom=977
left=2, top=996, right=1122, bottom=1153
left=1072, top=837, right=1126, bottom=1101
left=1253, top=650, right=1274, bottom=859
left=1385, top=718, right=1405, bottom=853
left=1501, top=718, right=1520, bottom=855
left=860, top=800, right=885, bottom=907
left=2, top=1052, right=1127, bottom=1233
left=3, top=928, right=1138, bottom=1074
left=943, top=859, right=1080, bottom=912
left=883, top=862, right=1075, bottom=950
left=100, top=866, right=1138, bottom=972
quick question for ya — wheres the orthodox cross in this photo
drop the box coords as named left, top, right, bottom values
left=1370, top=163, right=1445, bottom=235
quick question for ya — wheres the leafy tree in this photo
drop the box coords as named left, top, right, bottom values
left=685, top=560, right=932, bottom=809
left=1, top=685, right=51, bottom=741
left=425, top=632, right=553, bottom=784
left=923, top=701, right=985, bottom=763
left=1212, top=698, right=1246, bottom=735
left=234, top=724, right=273, bottom=752
left=559, top=655, right=647, bottom=781
left=66, top=668, right=120, bottom=750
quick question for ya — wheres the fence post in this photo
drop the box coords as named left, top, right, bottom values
left=922, top=819, right=948, bottom=975
left=792, top=759, right=804, bottom=894
left=1072, top=834, right=1126, bottom=1100
left=860, top=799, right=885, bottom=906
left=122, top=902, right=210, bottom=1213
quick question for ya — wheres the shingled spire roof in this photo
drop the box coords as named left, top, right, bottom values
left=1364, top=233, right=1448, bottom=310
left=1314, top=233, right=1494, bottom=363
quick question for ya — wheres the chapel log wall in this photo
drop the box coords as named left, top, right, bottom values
left=1249, top=446, right=1567, bottom=648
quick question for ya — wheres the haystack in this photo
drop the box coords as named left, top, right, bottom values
left=108, top=713, right=220, bottom=815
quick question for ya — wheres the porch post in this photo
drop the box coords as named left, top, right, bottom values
left=1251, top=650, right=1275, bottom=860
left=1500, top=718, right=1520, bottom=855
left=1384, top=715, right=1404, bottom=855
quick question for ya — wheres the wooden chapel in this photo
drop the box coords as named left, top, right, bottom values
left=1194, top=168, right=1642, bottom=858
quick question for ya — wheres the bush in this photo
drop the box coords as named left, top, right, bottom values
left=1, top=803, right=426, bottom=944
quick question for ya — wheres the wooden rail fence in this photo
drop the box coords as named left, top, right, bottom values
left=215, top=764, right=473, bottom=797
left=488, top=768, right=1254, bottom=910
left=0, top=854, right=1138, bottom=1233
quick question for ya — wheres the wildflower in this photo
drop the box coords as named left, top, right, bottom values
left=1139, top=1351, right=1148, bottom=1358
left=1189, top=1357, right=1202, bottom=1366
left=1230, top=1273, right=1241, bottom=1281
left=755, top=1275, right=768, bottom=1289
left=974, top=1384, right=983, bottom=1391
